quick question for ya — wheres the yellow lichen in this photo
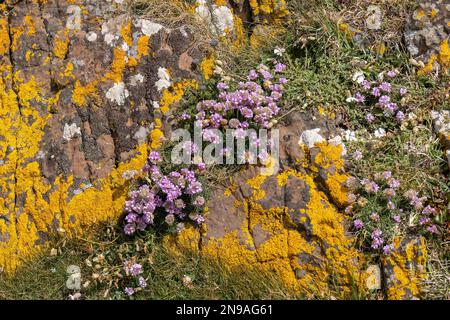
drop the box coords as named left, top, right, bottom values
left=62, top=61, right=75, bottom=79
left=418, top=39, right=450, bottom=75
left=120, top=21, right=133, bottom=47
left=383, top=237, right=427, bottom=300
left=0, top=18, right=9, bottom=56
left=72, top=80, right=98, bottom=107
left=137, top=35, right=150, bottom=60
left=200, top=54, right=215, bottom=80
left=150, top=128, right=165, bottom=149
left=53, top=29, right=70, bottom=59
left=167, top=167, right=365, bottom=298
left=0, top=16, right=157, bottom=273
left=159, top=80, right=198, bottom=114
left=249, top=0, right=289, bottom=21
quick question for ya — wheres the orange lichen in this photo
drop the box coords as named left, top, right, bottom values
left=150, top=128, right=165, bottom=149
left=249, top=0, right=289, bottom=21
left=120, top=21, right=133, bottom=47
left=200, top=54, right=215, bottom=80
left=62, top=61, right=75, bottom=79
left=168, top=167, right=365, bottom=298
left=418, top=39, right=450, bottom=75
left=383, top=237, right=427, bottom=300
left=246, top=174, right=268, bottom=200
left=137, top=35, right=150, bottom=60
left=159, top=80, right=198, bottom=114
left=307, top=142, right=349, bottom=207
left=72, top=80, right=98, bottom=107
left=0, top=16, right=156, bottom=273
left=0, top=18, right=9, bottom=56
left=53, top=29, right=70, bottom=59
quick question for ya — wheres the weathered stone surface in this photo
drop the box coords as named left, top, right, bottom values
left=167, top=112, right=366, bottom=298
left=0, top=0, right=205, bottom=273
left=404, top=1, right=449, bottom=75
left=382, top=237, right=428, bottom=300
left=432, top=110, right=450, bottom=169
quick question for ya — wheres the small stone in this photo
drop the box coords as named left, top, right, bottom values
left=182, top=275, right=193, bottom=288
left=209, top=39, right=219, bottom=47
left=365, top=265, right=381, bottom=290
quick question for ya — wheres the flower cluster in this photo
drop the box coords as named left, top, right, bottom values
left=176, top=62, right=287, bottom=165
left=348, top=70, right=408, bottom=131
left=194, top=62, right=286, bottom=131
left=123, top=151, right=206, bottom=235
left=184, top=62, right=286, bottom=151
left=123, top=261, right=147, bottom=297
left=348, top=170, right=439, bottom=252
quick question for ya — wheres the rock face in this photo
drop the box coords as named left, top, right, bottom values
left=432, top=110, right=450, bottom=169
left=404, top=1, right=449, bottom=75
left=166, top=112, right=367, bottom=298
left=0, top=0, right=429, bottom=301
left=0, top=0, right=288, bottom=275
left=382, top=237, right=428, bottom=300
left=0, top=0, right=205, bottom=272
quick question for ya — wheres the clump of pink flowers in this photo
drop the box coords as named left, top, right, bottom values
left=348, top=170, right=440, bottom=253
left=349, top=70, right=408, bottom=127
left=122, top=261, right=147, bottom=297
left=123, top=151, right=206, bottom=236
left=192, top=61, right=287, bottom=131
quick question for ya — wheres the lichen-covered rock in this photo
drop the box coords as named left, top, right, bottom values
left=0, top=0, right=290, bottom=275
left=382, top=237, right=428, bottom=300
left=431, top=110, right=450, bottom=169
left=432, top=110, right=450, bottom=168
left=404, top=1, right=449, bottom=75
left=166, top=112, right=366, bottom=298
left=194, top=0, right=288, bottom=49
left=0, top=0, right=206, bottom=273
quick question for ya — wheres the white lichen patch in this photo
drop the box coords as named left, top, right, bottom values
left=129, top=73, right=145, bottom=86
left=139, top=19, right=163, bottom=37
left=63, top=123, right=81, bottom=141
left=155, top=67, right=172, bottom=91
left=133, top=126, right=149, bottom=144
left=122, top=170, right=138, bottom=180
left=106, top=82, right=130, bottom=105
left=104, top=33, right=119, bottom=46
left=121, top=42, right=129, bottom=52
left=86, top=31, right=98, bottom=42
left=195, top=0, right=234, bottom=36
left=299, top=128, right=325, bottom=148
left=431, top=110, right=450, bottom=134
left=66, top=5, right=82, bottom=30
left=101, top=23, right=109, bottom=35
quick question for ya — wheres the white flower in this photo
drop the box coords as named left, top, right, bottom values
left=346, top=96, right=357, bottom=103
left=182, top=275, right=193, bottom=288
left=352, top=71, right=365, bottom=84
left=374, top=128, right=386, bottom=138
left=274, top=47, right=285, bottom=57
left=343, top=130, right=357, bottom=142
left=213, top=65, right=223, bottom=75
